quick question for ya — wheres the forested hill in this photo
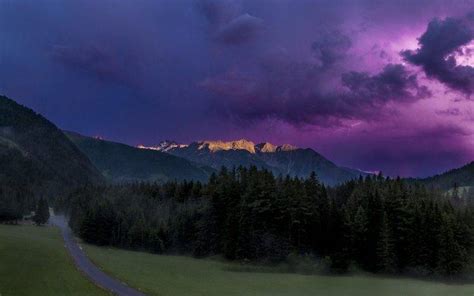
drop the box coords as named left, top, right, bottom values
left=0, top=96, right=103, bottom=198
left=414, top=162, right=474, bottom=190
left=65, top=132, right=213, bottom=183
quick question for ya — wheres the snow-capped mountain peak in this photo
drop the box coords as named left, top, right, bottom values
left=137, top=140, right=188, bottom=152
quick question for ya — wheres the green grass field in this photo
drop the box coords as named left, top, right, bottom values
left=0, top=224, right=107, bottom=296
left=85, top=245, right=474, bottom=296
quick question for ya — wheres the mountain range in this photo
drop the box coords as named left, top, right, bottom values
left=1, top=95, right=472, bottom=192
left=67, top=135, right=366, bottom=185
left=138, top=139, right=367, bottom=185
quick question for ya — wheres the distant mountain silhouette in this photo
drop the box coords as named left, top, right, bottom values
left=414, top=162, right=474, bottom=190
left=140, top=139, right=366, bottom=185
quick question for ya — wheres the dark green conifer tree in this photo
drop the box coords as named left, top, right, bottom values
left=376, top=212, right=396, bottom=273
left=33, top=198, right=50, bottom=226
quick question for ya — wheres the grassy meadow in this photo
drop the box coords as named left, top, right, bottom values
left=2, top=222, right=474, bottom=296
left=0, top=224, right=107, bottom=296
left=85, top=245, right=474, bottom=296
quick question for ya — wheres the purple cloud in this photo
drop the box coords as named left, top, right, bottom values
left=215, top=14, right=264, bottom=45
left=435, top=107, right=462, bottom=116
left=311, top=30, right=352, bottom=68
left=197, top=0, right=241, bottom=25
left=402, top=13, right=474, bottom=95
left=202, top=59, right=429, bottom=127
left=342, top=64, right=431, bottom=104
left=52, top=45, right=135, bottom=85
left=197, top=0, right=264, bottom=45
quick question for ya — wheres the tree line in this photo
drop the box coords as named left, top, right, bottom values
left=0, top=184, right=50, bottom=225
left=65, top=166, right=474, bottom=277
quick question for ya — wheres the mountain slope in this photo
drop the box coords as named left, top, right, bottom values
left=142, top=139, right=365, bottom=185
left=0, top=95, right=103, bottom=197
left=66, top=132, right=213, bottom=183
left=416, top=162, right=474, bottom=190
left=256, top=147, right=365, bottom=186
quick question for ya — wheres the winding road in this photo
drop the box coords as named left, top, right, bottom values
left=50, top=215, right=146, bottom=296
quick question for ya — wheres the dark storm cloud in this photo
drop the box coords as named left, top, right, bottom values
left=435, top=107, right=462, bottom=116
left=197, top=0, right=241, bottom=25
left=197, top=0, right=264, bottom=45
left=342, top=64, right=431, bottom=104
left=402, top=13, right=474, bottom=95
left=311, top=31, right=352, bottom=68
left=215, top=14, right=264, bottom=45
left=51, top=45, right=143, bottom=88
left=202, top=57, right=429, bottom=126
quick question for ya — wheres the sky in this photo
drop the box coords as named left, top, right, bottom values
left=1, top=0, right=474, bottom=177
